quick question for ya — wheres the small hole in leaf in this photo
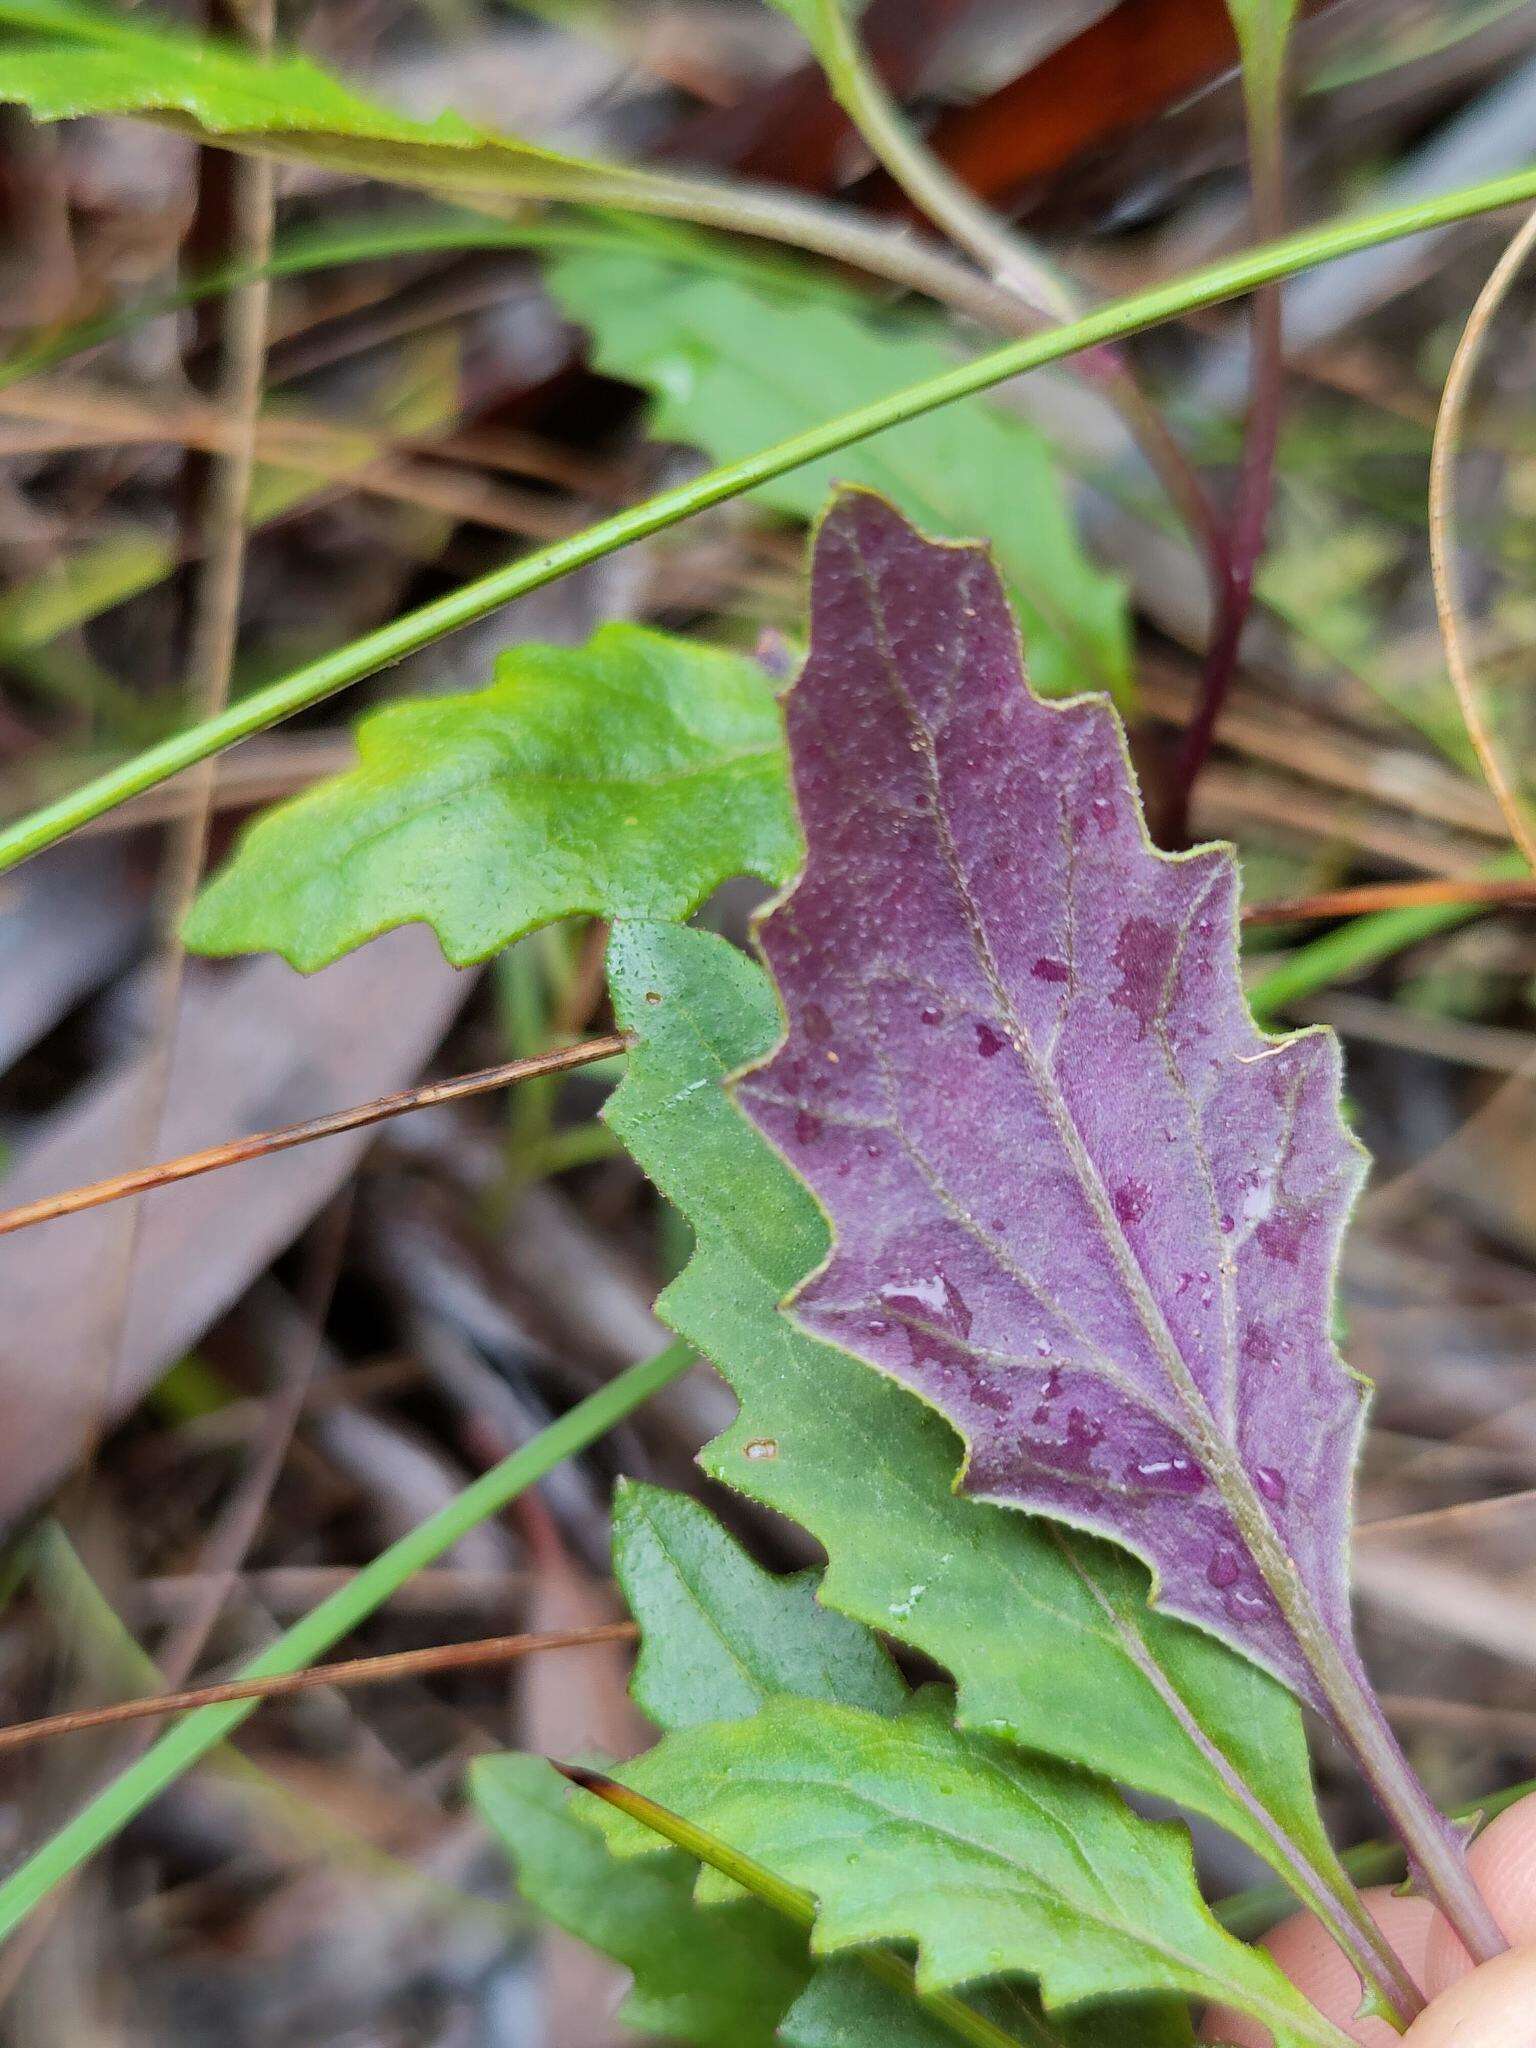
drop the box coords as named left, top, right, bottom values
left=743, top=1438, right=778, bottom=1461
left=644, top=990, right=662, bottom=1005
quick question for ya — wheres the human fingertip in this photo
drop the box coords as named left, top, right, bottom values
left=1404, top=1941, right=1536, bottom=2045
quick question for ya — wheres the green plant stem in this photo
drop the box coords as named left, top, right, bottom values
left=0, top=1339, right=693, bottom=1945
left=803, top=0, right=1226, bottom=576
left=554, top=1765, right=1049, bottom=2048
left=803, top=0, right=1075, bottom=323
left=6, top=167, right=1536, bottom=876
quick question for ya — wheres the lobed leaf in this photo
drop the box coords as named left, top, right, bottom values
left=472, top=1753, right=810, bottom=2048
left=603, top=917, right=1364, bottom=1928
left=779, top=1960, right=1194, bottom=2048
left=185, top=625, right=800, bottom=970
left=491, top=1485, right=1183, bottom=2045
left=740, top=490, right=1367, bottom=1712
left=600, top=1690, right=1347, bottom=2047
left=612, top=1478, right=905, bottom=1728
left=610, top=1483, right=1199, bottom=2046
left=544, top=246, right=1130, bottom=706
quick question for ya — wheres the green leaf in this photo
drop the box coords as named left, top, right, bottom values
left=472, top=1752, right=811, bottom=2048
left=184, top=626, right=801, bottom=970
left=484, top=1494, right=1176, bottom=2047
left=601, top=1692, right=1346, bottom=2047
left=0, top=0, right=687, bottom=207
left=781, top=1961, right=1194, bottom=2048
left=600, top=921, right=1368, bottom=1934
left=545, top=247, right=1130, bottom=705
left=612, top=1481, right=1194, bottom=2048
left=613, top=1478, right=905, bottom=1728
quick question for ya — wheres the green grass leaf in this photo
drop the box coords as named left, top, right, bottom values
left=600, top=921, right=1369, bottom=1934
left=760, top=0, right=859, bottom=74
left=545, top=247, right=1131, bottom=705
left=613, top=1478, right=905, bottom=1727
left=473, top=1753, right=811, bottom=2048
left=10, top=165, right=1536, bottom=872
left=184, top=626, right=801, bottom=970
left=600, top=1691, right=1346, bottom=2047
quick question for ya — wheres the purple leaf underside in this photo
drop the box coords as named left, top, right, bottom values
left=740, top=489, right=1369, bottom=1708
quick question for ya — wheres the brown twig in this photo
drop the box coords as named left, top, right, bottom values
left=1242, top=875, right=1536, bottom=925
left=0, top=1034, right=630, bottom=1237
left=0, top=1624, right=638, bottom=1754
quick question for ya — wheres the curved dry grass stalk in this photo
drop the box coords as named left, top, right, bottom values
left=1429, top=204, right=1536, bottom=872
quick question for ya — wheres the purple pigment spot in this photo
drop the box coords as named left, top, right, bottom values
left=1110, top=915, right=1177, bottom=1041
left=1256, top=1213, right=1305, bottom=1264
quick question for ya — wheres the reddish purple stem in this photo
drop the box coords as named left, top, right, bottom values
left=1165, top=137, right=1287, bottom=849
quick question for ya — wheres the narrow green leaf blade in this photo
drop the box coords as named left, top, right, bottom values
left=471, top=1753, right=810, bottom=2048
left=613, top=1478, right=905, bottom=1728
left=184, top=625, right=800, bottom=970
left=546, top=247, right=1130, bottom=705
left=601, top=921, right=1362, bottom=1925
left=602, top=1693, right=1346, bottom=2047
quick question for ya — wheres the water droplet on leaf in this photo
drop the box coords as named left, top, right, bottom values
left=1254, top=1465, right=1288, bottom=1506
left=1128, top=1454, right=1205, bottom=1495
left=1207, top=1548, right=1241, bottom=1590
